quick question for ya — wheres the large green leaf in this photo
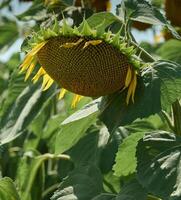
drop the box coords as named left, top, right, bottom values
left=112, top=115, right=159, bottom=179
left=86, top=12, right=121, bottom=30
left=0, top=70, right=28, bottom=123
left=16, top=0, right=45, bottom=21
left=100, top=60, right=181, bottom=132
left=136, top=131, right=181, bottom=200
left=99, top=68, right=161, bottom=132
left=113, top=132, right=145, bottom=177
left=55, top=99, right=100, bottom=154
left=0, top=82, right=56, bottom=145
left=0, top=177, right=20, bottom=200
left=118, top=0, right=180, bottom=39
left=157, top=39, right=181, bottom=65
left=51, top=165, right=103, bottom=200
left=0, top=17, right=19, bottom=51
left=155, top=60, right=181, bottom=110
left=16, top=150, right=45, bottom=200
left=68, top=127, right=101, bottom=167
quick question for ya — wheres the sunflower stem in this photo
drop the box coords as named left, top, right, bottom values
left=131, top=40, right=156, bottom=62
left=36, top=153, right=71, bottom=161
left=160, top=110, right=175, bottom=132
left=172, top=99, right=181, bottom=136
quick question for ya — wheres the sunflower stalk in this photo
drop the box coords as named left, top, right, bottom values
left=160, top=110, right=175, bottom=132
left=130, top=40, right=156, bottom=62
left=172, top=99, right=181, bottom=136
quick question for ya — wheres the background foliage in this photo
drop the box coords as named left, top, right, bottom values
left=0, top=0, right=181, bottom=200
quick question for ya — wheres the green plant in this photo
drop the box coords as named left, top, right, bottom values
left=0, top=0, right=181, bottom=200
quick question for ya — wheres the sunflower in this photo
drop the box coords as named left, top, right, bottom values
left=20, top=18, right=141, bottom=107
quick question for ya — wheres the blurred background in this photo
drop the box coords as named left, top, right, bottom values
left=0, top=0, right=166, bottom=62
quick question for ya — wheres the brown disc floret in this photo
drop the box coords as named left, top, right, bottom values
left=37, top=36, right=130, bottom=97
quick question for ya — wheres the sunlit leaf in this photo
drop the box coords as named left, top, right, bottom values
left=55, top=99, right=100, bottom=154
left=0, top=177, right=20, bottom=200
left=157, top=39, right=181, bottom=65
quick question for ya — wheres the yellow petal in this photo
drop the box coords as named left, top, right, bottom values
left=20, top=54, right=34, bottom=72
left=131, top=72, right=137, bottom=103
left=60, top=38, right=83, bottom=48
left=42, top=74, right=54, bottom=91
left=24, top=59, right=37, bottom=81
left=83, top=40, right=102, bottom=49
left=20, top=41, right=47, bottom=73
left=30, top=41, right=47, bottom=56
left=58, top=88, right=67, bottom=99
left=32, top=67, right=46, bottom=83
left=71, top=94, right=83, bottom=108
left=126, top=71, right=137, bottom=105
left=124, top=66, right=132, bottom=88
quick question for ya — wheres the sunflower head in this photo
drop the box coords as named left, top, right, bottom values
left=20, top=18, right=142, bottom=107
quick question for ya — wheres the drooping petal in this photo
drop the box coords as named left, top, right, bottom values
left=71, top=94, right=83, bottom=108
left=42, top=74, right=54, bottom=91
left=60, top=38, right=83, bottom=48
left=19, top=54, right=34, bottom=72
left=30, top=41, right=47, bottom=56
left=131, top=72, right=137, bottom=103
left=124, top=66, right=132, bottom=88
left=32, top=67, right=46, bottom=83
left=20, top=41, right=47, bottom=73
left=58, top=88, right=67, bottom=99
left=83, top=40, right=102, bottom=49
left=24, top=59, right=37, bottom=81
left=126, top=71, right=137, bottom=105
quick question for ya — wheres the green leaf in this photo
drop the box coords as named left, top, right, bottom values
left=24, top=97, right=53, bottom=150
left=16, top=0, right=44, bottom=21
left=0, top=82, right=56, bottom=145
left=0, top=177, right=20, bottom=200
left=55, top=99, right=100, bottom=154
left=16, top=150, right=45, bottom=200
left=118, top=0, right=180, bottom=39
left=103, top=171, right=121, bottom=194
left=100, top=60, right=181, bottom=132
left=93, top=179, right=147, bottom=200
left=51, top=165, right=103, bottom=200
left=68, top=127, right=101, bottom=167
left=157, top=39, right=181, bottom=65
left=113, top=132, right=145, bottom=177
left=154, top=60, right=181, bottom=110
left=85, top=12, right=121, bottom=30
left=136, top=131, right=181, bottom=200
left=0, top=70, right=28, bottom=124
left=117, top=178, right=147, bottom=200
left=0, top=17, right=19, bottom=51
left=92, top=193, right=116, bottom=200
left=99, top=67, right=161, bottom=132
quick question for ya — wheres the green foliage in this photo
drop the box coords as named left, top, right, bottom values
left=16, top=150, right=45, bottom=200
left=55, top=99, right=99, bottom=154
left=113, top=132, right=145, bottom=177
left=0, top=0, right=181, bottom=200
left=0, top=177, right=20, bottom=200
left=157, top=39, right=181, bottom=65
left=0, top=17, right=19, bottom=50
left=137, top=132, right=181, bottom=200
left=51, top=165, right=103, bottom=200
